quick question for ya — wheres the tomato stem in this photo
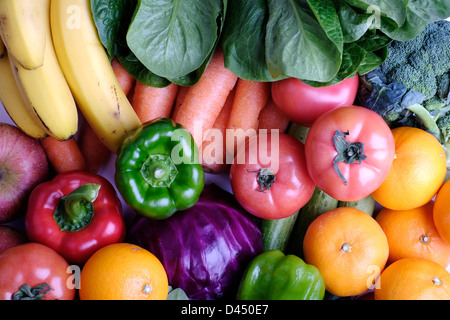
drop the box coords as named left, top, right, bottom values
left=333, top=130, right=367, bottom=185
left=248, top=168, right=276, bottom=192
left=12, top=283, right=51, bottom=300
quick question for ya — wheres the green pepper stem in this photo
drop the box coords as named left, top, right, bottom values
left=53, top=183, right=100, bottom=232
left=140, top=154, right=178, bottom=188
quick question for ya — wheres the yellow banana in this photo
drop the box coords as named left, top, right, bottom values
left=0, top=46, right=48, bottom=139
left=0, top=0, right=46, bottom=70
left=11, top=0, right=78, bottom=141
left=50, top=0, right=141, bottom=153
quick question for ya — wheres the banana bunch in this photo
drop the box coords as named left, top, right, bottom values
left=0, top=0, right=78, bottom=141
left=0, top=39, right=47, bottom=139
left=0, top=0, right=141, bottom=153
left=50, top=0, right=141, bottom=153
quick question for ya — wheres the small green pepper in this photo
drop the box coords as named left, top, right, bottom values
left=237, top=249, right=325, bottom=300
left=115, top=118, right=205, bottom=219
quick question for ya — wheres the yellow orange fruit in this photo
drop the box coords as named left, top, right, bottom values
left=374, top=258, right=450, bottom=300
left=371, top=127, right=446, bottom=210
left=79, top=243, right=168, bottom=300
left=303, top=207, right=389, bottom=297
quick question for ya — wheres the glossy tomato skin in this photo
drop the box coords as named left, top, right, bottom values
left=305, top=106, right=395, bottom=202
left=0, top=243, right=75, bottom=300
left=271, top=75, right=359, bottom=127
left=230, top=132, right=315, bottom=220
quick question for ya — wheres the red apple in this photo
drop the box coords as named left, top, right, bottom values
left=0, top=225, right=27, bottom=253
left=0, top=123, right=49, bottom=222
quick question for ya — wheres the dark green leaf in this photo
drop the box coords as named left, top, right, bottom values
left=265, top=0, right=341, bottom=82
left=117, top=52, right=170, bottom=88
left=90, top=0, right=136, bottom=60
left=307, top=0, right=343, bottom=53
left=126, top=0, right=223, bottom=79
left=221, top=0, right=282, bottom=81
left=336, top=1, right=372, bottom=43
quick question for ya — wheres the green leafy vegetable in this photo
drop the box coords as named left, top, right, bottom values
left=91, top=0, right=169, bottom=87
left=91, top=0, right=450, bottom=88
left=220, top=0, right=450, bottom=86
left=126, top=0, right=225, bottom=80
left=265, top=0, right=342, bottom=82
left=90, top=0, right=131, bottom=60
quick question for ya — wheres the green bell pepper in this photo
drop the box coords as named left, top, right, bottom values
left=115, top=117, right=205, bottom=219
left=237, top=249, right=325, bottom=300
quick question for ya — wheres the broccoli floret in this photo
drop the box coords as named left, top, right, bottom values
left=380, top=20, right=450, bottom=99
left=436, top=112, right=450, bottom=171
left=360, top=20, right=450, bottom=172
left=387, top=64, right=437, bottom=99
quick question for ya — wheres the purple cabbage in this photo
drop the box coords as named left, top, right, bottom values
left=127, top=184, right=262, bottom=300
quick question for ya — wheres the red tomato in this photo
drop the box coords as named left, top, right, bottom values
left=271, top=75, right=359, bottom=127
left=230, top=132, right=315, bottom=220
left=304, top=106, right=395, bottom=202
left=0, top=243, right=75, bottom=300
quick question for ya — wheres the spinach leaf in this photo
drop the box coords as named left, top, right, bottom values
left=168, top=0, right=228, bottom=86
left=126, top=0, right=223, bottom=79
left=383, top=0, right=450, bottom=41
left=221, top=0, right=282, bottom=81
left=91, top=0, right=134, bottom=60
left=91, top=0, right=170, bottom=87
left=307, top=0, right=343, bottom=53
left=265, top=0, right=341, bottom=82
left=117, top=52, right=171, bottom=88
left=336, top=1, right=372, bottom=43
left=343, top=0, right=407, bottom=27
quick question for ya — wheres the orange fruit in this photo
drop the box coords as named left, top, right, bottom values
left=376, top=202, right=450, bottom=269
left=434, top=179, right=450, bottom=245
left=302, top=207, right=389, bottom=297
left=371, top=127, right=446, bottom=210
left=374, top=257, right=450, bottom=300
left=79, top=243, right=168, bottom=300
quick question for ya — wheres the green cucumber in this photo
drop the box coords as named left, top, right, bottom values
left=338, top=195, right=377, bottom=216
left=261, top=212, right=299, bottom=252
left=285, top=187, right=339, bottom=257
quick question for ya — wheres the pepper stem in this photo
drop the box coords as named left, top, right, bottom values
left=333, top=130, right=367, bottom=185
left=53, top=183, right=100, bottom=232
left=140, top=154, right=178, bottom=188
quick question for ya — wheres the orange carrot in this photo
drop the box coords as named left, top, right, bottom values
left=111, top=57, right=135, bottom=96
left=201, top=88, right=235, bottom=173
left=171, top=85, right=189, bottom=120
left=132, top=82, right=179, bottom=123
left=78, top=123, right=111, bottom=174
left=40, top=136, right=86, bottom=173
left=173, top=48, right=238, bottom=148
left=257, top=96, right=290, bottom=133
left=226, top=79, right=270, bottom=155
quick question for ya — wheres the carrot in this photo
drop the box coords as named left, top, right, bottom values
left=111, top=57, right=135, bottom=96
left=171, top=85, right=189, bottom=120
left=173, top=48, right=238, bottom=148
left=201, top=87, right=235, bottom=173
left=132, top=82, right=179, bottom=123
left=78, top=123, right=112, bottom=174
left=40, top=136, right=86, bottom=173
left=257, top=96, right=290, bottom=133
left=226, top=79, right=270, bottom=155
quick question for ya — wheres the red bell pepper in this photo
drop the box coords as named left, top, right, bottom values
left=25, top=171, right=126, bottom=266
